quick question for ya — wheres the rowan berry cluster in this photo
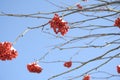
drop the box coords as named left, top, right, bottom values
left=114, top=17, right=120, bottom=28
left=27, top=62, right=42, bottom=73
left=0, top=42, right=18, bottom=61
left=49, top=14, right=69, bottom=36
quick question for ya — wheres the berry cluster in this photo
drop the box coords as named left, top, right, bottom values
left=83, top=74, right=90, bottom=80
left=49, top=14, right=69, bottom=36
left=64, top=61, right=72, bottom=68
left=117, top=65, right=120, bottom=74
left=0, top=42, right=18, bottom=61
left=76, top=4, right=83, bottom=9
left=27, top=62, right=42, bottom=73
left=114, top=18, right=120, bottom=28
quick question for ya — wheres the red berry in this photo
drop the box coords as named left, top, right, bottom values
left=83, top=74, right=90, bottom=80
left=27, top=62, right=42, bottom=73
left=64, top=61, right=72, bottom=68
left=117, top=65, right=120, bottom=74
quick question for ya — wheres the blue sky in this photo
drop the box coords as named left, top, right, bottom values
left=0, top=0, right=120, bottom=80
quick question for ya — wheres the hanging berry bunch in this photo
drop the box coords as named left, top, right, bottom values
left=27, top=62, right=43, bottom=73
left=0, top=41, right=18, bottom=61
left=114, top=17, right=120, bottom=28
left=49, top=13, right=69, bottom=36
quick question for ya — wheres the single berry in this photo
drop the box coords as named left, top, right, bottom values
left=117, top=65, right=120, bottom=74
left=64, top=61, right=72, bottom=68
left=83, top=74, right=90, bottom=80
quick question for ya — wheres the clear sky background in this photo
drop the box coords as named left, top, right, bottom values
left=0, top=0, right=120, bottom=80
